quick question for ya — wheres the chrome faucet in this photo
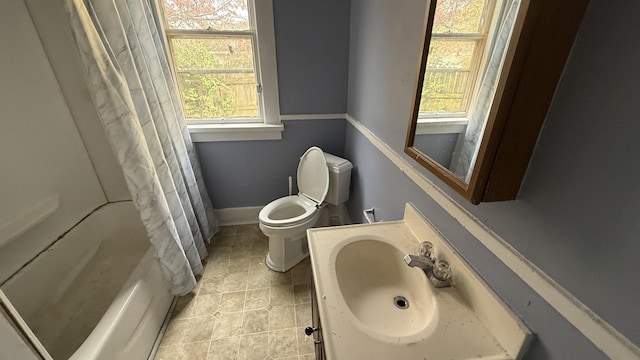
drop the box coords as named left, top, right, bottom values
left=403, top=254, right=434, bottom=273
left=404, top=241, right=452, bottom=288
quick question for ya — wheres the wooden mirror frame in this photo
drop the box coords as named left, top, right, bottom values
left=405, top=0, right=590, bottom=204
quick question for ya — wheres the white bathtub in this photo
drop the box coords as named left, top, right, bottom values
left=1, top=202, right=173, bottom=360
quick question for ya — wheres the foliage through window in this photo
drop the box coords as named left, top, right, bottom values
left=419, top=0, right=497, bottom=117
left=159, top=0, right=261, bottom=121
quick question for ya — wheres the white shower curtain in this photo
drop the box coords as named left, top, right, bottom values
left=450, top=0, right=522, bottom=182
left=65, top=0, right=218, bottom=295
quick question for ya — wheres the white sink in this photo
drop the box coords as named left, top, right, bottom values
left=308, top=203, right=532, bottom=360
left=335, top=238, right=437, bottom=340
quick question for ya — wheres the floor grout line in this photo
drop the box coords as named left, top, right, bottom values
left=153, top=224, right=314, bottom=360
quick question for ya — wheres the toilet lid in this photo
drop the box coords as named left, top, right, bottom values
left=297, top=147, right=329, bottom=206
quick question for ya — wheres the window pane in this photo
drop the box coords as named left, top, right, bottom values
left=420, top=40, right=477, bottom=113
left=171, top=37, right=255, bottom=71
left=170, top=37, right=258, bottom=118
left=433, top=0, right=488, bottom=34
left=177, top=73, right=258, bottom=118
left=162, top=0, right=250, bottom=31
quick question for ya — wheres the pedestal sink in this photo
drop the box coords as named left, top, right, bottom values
left=308, top=203, right=532, bottom=360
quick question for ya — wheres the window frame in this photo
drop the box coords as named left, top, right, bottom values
left=417, top=0, right=501, bottom=134
left=154, top=0, right=281, bottom=142
left=166, top=32, right=263, bottom=125
left=406, top=0, right=590, bottom=203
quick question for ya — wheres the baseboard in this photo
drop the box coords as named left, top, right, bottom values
left=214, top=207, right=262, bottom=226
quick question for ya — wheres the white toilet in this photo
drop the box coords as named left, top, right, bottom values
left=258, top=147, right=352, bottom=272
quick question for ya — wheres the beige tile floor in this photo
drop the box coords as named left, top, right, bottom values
left=154, top=224, right=316, bottom=360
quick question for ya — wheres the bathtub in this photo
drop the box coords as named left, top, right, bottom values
left=1, top=201, right=173, bottom=360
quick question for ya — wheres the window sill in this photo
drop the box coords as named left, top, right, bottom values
left=416, top=118, right=468, bottom=135
left=188, top=123, right=284, bottom=142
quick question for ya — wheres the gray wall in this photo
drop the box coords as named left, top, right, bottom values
left=197, top=119, right=345, bottom=208
left=413, top=133, right=458, bottom=168
left=273, top=0, right=350, bottom=114
left=196, top=0, right=351, bottom=209
left=345, top=0, right=639, bottom=358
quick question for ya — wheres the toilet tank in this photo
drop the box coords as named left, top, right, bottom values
left=323, top=153, right=353, bottom=206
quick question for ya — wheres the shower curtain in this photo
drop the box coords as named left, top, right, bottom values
left=450, top=0, right=522, bottom=182
left=65, top=0, right=218, bottom=295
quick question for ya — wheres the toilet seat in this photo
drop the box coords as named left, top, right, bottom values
left=258, top=195, right=317, bottom=227
left=296, top=147, right=329, bottom=205
left=258, top=147, right=330, bottom=228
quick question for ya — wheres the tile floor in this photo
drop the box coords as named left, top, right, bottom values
left=154, top=224, right=316, bottom=360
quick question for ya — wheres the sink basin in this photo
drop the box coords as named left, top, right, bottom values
left=308, top=203, right=532, bottom=360
left=335, top=239, right=437, bottom=340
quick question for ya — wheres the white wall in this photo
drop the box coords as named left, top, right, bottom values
left=0, top=307, right=40, bottom=360
left=24, top=0, right=131, bottom=203
left=0, top=0, right=106, bottom=282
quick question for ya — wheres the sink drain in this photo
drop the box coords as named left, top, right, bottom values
left=394, top=296, right=409, bottom=309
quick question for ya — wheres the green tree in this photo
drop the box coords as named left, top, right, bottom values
left=421, top=0, right=489, bottom=114
left=161, top=0, right=259, bottom=118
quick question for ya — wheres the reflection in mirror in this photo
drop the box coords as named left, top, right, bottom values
left=410, top=0, right=523, bottom=183
left=406, top=0, right=590, bottom=204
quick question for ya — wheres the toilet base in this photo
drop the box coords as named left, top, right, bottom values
left=328, top=203, right=351, bottom=225
left=265, top=233, right=309, bottom=272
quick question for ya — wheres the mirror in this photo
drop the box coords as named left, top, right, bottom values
left=405, top=0, right=589, bottom=204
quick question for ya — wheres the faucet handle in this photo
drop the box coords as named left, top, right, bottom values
left=418, top=241, right=434, bottom=258
left=432, top=260, right=451, bottom=282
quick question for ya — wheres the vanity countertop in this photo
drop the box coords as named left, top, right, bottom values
left=307, top=203, right=532, bottom=360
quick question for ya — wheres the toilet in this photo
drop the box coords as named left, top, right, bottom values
left=258, top=147, right=352, bottom=272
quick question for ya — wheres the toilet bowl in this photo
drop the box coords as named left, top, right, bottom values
left=258, top=147, right=352, bottom=272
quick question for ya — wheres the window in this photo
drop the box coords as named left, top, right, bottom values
left=157, top=0, right=281, bottom=141
left=419, top=0, right=499, bottom=120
